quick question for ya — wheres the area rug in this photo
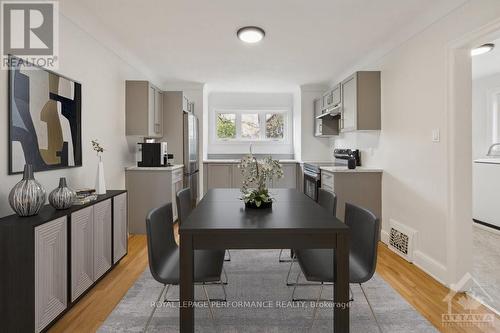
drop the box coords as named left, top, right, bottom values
left=99, top=250, right=438, bottom=332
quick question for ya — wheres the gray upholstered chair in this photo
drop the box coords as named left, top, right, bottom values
left=285, top=189, right=337, bottom=285
left=144, top=203, right=226, bottom=329
left=291, top=203, right=381, bottom=330
left=177, top=187, right=232, bottom=264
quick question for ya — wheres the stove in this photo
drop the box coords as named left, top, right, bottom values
left=303, top=149, right=361, bottom=201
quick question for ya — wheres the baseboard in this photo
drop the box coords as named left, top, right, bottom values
left=473, top=220, right=500, bottom=235
left=381, top=229, right=389, bottom=244
left=413, top=250, right=447, bottom=286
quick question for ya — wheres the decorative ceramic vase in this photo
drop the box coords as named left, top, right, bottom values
left=96, top=159, right=106, bottom=195
left=49, top=177, right=76, bottom=210
left=8, top=164, right=46, bottom=216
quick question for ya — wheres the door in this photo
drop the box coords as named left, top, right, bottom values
left=341, top=74, right=357, bottom=132
left=113, top=193, right=128, bottom=263
left=71, top=206, right=94, bottom=302
left=93, top=199, right=112, bottom=280
left=34, top=217, right=67, bottom=333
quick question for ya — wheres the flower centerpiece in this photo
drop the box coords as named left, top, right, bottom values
left=238, top=150, right=284, bottom=209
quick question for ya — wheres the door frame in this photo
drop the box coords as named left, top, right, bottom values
left=446, top=18, right=500, bottom=290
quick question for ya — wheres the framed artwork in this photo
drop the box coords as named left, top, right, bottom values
left=8, top=55, right=82, bottom=174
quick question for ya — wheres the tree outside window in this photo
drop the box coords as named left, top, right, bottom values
left=216, top=113, right=236, bottom=139
left=266, top=113, right=284, bottom=139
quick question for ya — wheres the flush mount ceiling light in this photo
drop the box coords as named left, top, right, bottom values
left=237, top=26, right=265, bottom=44
left=471, top=43, right=495, bottom=56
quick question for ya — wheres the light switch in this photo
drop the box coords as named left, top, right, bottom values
left=432, top=129, right=440, bottom=142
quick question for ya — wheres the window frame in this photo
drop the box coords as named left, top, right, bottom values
left=213, top=108, right=291, bottom=144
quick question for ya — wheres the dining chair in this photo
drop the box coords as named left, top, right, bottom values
left=144, top=203, right=226, bottom=330
left=285, top=189, right=337, bottom=285
left=176, top=187, right=230, bottom=283
left=291, top=203, right=381, bottom=331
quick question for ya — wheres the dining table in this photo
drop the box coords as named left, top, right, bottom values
left=179, top=188, right=350, bottom=332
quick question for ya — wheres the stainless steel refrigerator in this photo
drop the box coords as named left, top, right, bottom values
left=183, top=112, right=199, bottom=207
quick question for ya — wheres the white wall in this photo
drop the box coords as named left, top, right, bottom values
left=300, top=85, right=332, bottom=162
left=207, top=92, right=294, bottom=155
left=0, top=14, right=152, bottom=217
left=472, top=73, right=500, bottom=159
left=330, top=0, right=500, bottom=284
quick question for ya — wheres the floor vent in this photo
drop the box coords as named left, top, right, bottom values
left=388, top=219, right=416, bottom=262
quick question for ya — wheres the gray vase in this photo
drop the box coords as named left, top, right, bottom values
left=49, top=177, right=76, bottom=210
left=8, top=164, right=46, bottom=217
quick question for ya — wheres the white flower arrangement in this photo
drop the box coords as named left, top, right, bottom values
left=238, top=151, right=284, bottom=208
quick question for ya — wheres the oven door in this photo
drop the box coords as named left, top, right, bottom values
left=303, top=170, right=320, bottom=201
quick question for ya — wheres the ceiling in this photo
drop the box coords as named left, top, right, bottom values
left=472, top=38, right=500, bottom=80
left=62, top=0, right=468, bottom=91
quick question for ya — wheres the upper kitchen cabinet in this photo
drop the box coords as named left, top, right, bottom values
left=322, top=84, right=341, bottom=113
left=126, top=81, right=163, bottom=138
left=340, top=71, right=381, bottom=132
left=314, top=98, right=339, bottom=137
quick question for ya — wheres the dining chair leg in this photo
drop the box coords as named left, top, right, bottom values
left=360, top=283, right=383, bottom=333
left=144, top=284, right=166, bottom=332
left=163, top=284, right=171, bottom=302
left=311, top=283, right=324, bottom=327
left=291, top=271, right=301, bottom=300
left=224, top=250, right=231, bottom=262
left=279, top=249, right=294, bottom=263
left=349, top=285, right=354, bottom=302
left=202, top=283, right=215, bottom=320
left=285, top=257, right=295, bottom=285
left=222, top=267, right=229, bottom=285
left=220, top=281, right=228, bottom=301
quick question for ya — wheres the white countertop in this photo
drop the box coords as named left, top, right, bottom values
left=320, top=166, right=383, bottom=173
left=474, top=158, right=500, bottom=165
left=203, top=159, right=299, bottom=163
left=125, top=164, right=184, bottom=171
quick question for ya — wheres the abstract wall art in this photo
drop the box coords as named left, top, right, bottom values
left=8, top=56, right=82, bottom=174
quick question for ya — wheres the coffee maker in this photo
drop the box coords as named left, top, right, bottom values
left=137, top=142, right=168, bottom=167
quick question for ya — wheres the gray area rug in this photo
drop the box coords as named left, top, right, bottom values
left=99, top=250, right=438, bottom=332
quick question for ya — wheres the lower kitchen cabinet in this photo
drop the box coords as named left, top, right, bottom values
left=0, top=190, right=127, bottom=333
left=171, top=169, right=184, bottom=221
left=206, top=164, right=233, bottom=189
left=113, top=192, right=128, bottom=263
left=271, top=163, right=297, bottom=188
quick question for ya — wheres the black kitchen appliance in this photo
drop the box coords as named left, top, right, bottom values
left=138, top=142, right=168, bottom=167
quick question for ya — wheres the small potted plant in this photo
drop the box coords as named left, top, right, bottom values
left=92, top=139, right=106, bottom=195
left=239, top=152, right=284, bottom=209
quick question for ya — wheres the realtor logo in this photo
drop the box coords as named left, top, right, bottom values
left=1, top=1, right=59, bottom=69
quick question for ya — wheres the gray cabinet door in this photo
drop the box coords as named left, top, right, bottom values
left=272, top=164, right=297, bottom=188
left=341, top=74, right=357, bottom=132
left=154, top=89, right=163, bottom=136
left=113, top=193, right=128, bottom=263
left=34, top=217, right=67, bottom=333
left=71, top=206, right=94, bottom=302
left=207, top=164, right=232, bottom=189
left=93, top=199, right=112, bottom=280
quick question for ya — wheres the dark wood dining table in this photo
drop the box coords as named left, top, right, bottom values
left=179, top=188, right=350, bottom=332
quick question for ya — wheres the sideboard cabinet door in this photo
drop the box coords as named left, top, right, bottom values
left=71, top=206, right=94, bottom=302
left=34, top=217, right=67, bottom=333
left=93, top=199, right=112, bottom=280
left=113, top=193, right=128, bottom=263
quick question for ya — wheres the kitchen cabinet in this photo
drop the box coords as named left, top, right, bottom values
left=322, top=84, right=341, bottom=112
left=171, top=168, right=184, bottom=221
left=340, top=71, right=380, bottom=132
left=206, top=164, right=233, bottom=189
left=34, top=217, right=67, bottom=333
left=113, top=193, right=128, bottom=263
left=126, top=81, right=163, bottom=138
left=314, top=97, right=340, bottom=137
left=126, top=167, right=184, bottom=233
left=271, top=163, right=297, bottom=188
left=0, top=191, right=127, bottom=333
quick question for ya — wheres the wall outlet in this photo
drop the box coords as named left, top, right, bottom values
left=432, top=129, right=440, bottom=142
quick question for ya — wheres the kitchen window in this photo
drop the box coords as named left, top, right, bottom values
left=214, top=109, right=289, bottom=142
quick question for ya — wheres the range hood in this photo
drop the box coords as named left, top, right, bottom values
left=315, top=104, right=341, bottom=119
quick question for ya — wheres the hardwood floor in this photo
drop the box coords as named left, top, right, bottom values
left=50, top=234, right=499, bottom=333
left=49, top=235, right=149, bottom=333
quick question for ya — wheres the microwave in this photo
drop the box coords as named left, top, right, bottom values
left=137, top=142, right=168, bottom=167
